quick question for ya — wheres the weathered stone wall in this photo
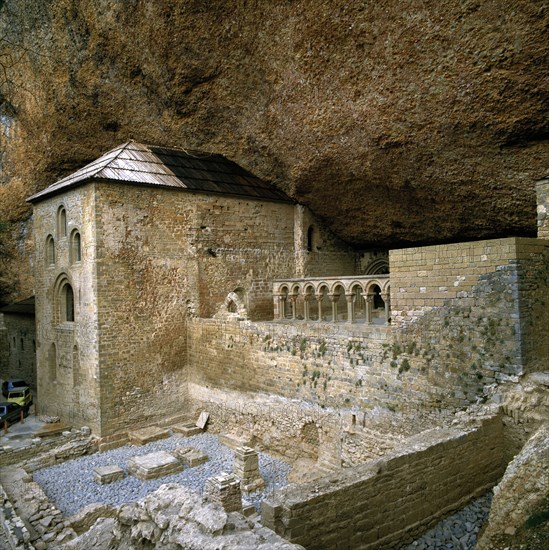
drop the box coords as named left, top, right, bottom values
left=294, top=205, right=358, bottom=279
left=192, top=195, right=296, bottom=320
left=190, top=384, right=404, bottom=469
left=0, top=429, right=92, bottom=467
left=94, top=183, right=192, bottom=436
left=33, top=185, right=101, bottom=433
left=536, top=178, right=549, bottom=240
left=0, top=313, right=35, bottom=389
left=262, top=414, right=505, bottom=549
left=388, top=238, right=549, bottom=409
left=188, top=319, right=391, bottom=411
left=515, top=239, right=549, bottom=374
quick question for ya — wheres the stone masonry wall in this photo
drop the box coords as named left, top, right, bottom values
left=536, top=178, right=549, bottom=240
left=262, top=414, right=505, bottom=549
left=294, top=205, right=358, bottom=279
left=94, top=183, right=191, bottom=436
left=0, top=313, right=35, bottom=389
left=189, top=384, right=403, bottom=469
left=188, top=319, right=392, bottom=411
left=33, top=185, right=101, bottom=432
left=388, top=237, right=549, bottom=409
left=193, top=196, right=296, bottom=320
left=515, top=239, right=549, bottom=374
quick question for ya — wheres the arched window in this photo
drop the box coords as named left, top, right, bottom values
left=46, top=235, right=55, bottom=265
left=70, top=230, right=81, bottom=263
left=63, top=283, right=75, bottom=322
left=307, top=226, right=314, bottom=252
left=57, top=206, right=67, bottom=238
left=48, top=343, right=57, bottom=382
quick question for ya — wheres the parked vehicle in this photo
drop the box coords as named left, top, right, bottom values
left=2, top=379, right=29, bottom=398
left=0, top=401, right=24, bottom=426
left=6, top=386, right=33, bottom=409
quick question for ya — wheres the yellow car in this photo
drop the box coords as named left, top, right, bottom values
left=7, top=386, right=33, bottom=410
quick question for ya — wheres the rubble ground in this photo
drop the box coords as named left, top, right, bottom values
left=32, top=433, right=291, bottom=515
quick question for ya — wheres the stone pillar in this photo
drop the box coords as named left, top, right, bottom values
left=203, top=473, right=242, bottom=512
left=362, top=294, right=373, bottom=324
left=233, top=446, right=265, bottom=493
left=381, top=292, right=391, bottom=324
left=345, top=293, right=355, bottom=323
left=303, top=295, right=311, bottom=321
left=315, top=294, right=323, bottom=322
left=290, top=295, right=298, bottom=320
left=275, top=295, right=285, bottom=320
left=329, top=294, right=340, bottom=322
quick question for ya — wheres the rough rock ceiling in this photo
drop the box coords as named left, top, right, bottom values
left=0, top=0, right=547, bottom=254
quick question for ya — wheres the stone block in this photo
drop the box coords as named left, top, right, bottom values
left=234, top=446, right=265, bottom=493
left=173, top=446, right=208, bottom=467
left=196, top=411, right=210, bottom=429
left=219, top=432, right=254, bottom=450
left=172, top=423, right=203, bottom=437
left=127, top=451, right=183, bottom=480
left=242, top=501, right=256, bottom=517
left=94, top=465, right=125, bottom=484
left=203, top=473, right=242, bottom=513
left=127, top=426, right=170, bottom=446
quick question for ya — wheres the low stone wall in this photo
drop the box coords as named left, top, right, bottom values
left=262, top=414, right=505, bottom=549
left=189, top=384, right=418, bottom=469
left=0, top=483, right=32, bottom=549
left=0, top=430, right=95, bottom=468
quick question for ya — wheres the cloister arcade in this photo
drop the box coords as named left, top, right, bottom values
left=272, top=275, right=391, bottom=325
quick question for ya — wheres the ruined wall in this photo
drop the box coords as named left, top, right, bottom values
left=187, top=318, right=460, bottom=467
left=262, top=415, right=505, bottom=550
left=0, top=312, right=36, bottom=389
left=188, top=319, right=391, bottom=411
left=388, top=237, right=549, bottom=409
left=32, top=185, right=101, bottom=432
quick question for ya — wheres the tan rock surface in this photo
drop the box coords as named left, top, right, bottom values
left=0, top=0, right=547, bottom=303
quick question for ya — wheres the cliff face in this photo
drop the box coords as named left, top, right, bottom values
left=0, top=0, right=548, bottom=302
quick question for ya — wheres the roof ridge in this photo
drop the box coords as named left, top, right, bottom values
left=93, top=140, right=137, bottom=179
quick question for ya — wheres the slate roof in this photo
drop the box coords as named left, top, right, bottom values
left=27, top=141, right=292, bottom=203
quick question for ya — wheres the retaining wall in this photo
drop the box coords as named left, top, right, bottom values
left=262, top=414, right=505, bottom=549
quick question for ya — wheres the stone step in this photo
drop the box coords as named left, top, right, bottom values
left=127, top=426, right=170, bottom=446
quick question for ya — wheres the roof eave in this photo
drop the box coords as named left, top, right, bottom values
left=26, top=177, right=94, bottom=204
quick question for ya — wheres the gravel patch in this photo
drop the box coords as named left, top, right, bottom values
left=403, top=492, right=492, bottom=550
left=33, top=433, right=291, bottom=516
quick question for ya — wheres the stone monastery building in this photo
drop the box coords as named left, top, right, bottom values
left=27, top=143, right=548, bottom=449
left=27, top=141, right=383, bottom=436
left=20, top=143, right=549, bottom=548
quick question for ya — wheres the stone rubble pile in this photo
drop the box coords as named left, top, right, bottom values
left=404, top=493, right=492, bottom=550
left=64, top=483, right=302, bottom=549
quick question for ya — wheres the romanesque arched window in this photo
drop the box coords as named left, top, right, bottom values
left=46, top=235, right=55, bottom=265
left=70, top=230, right=81, bottom=263
left=63, top=283, right=75, bottom=322
left=57, top=206, right=67, bottom=238
left=307, top=225, right=314, bottom=252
